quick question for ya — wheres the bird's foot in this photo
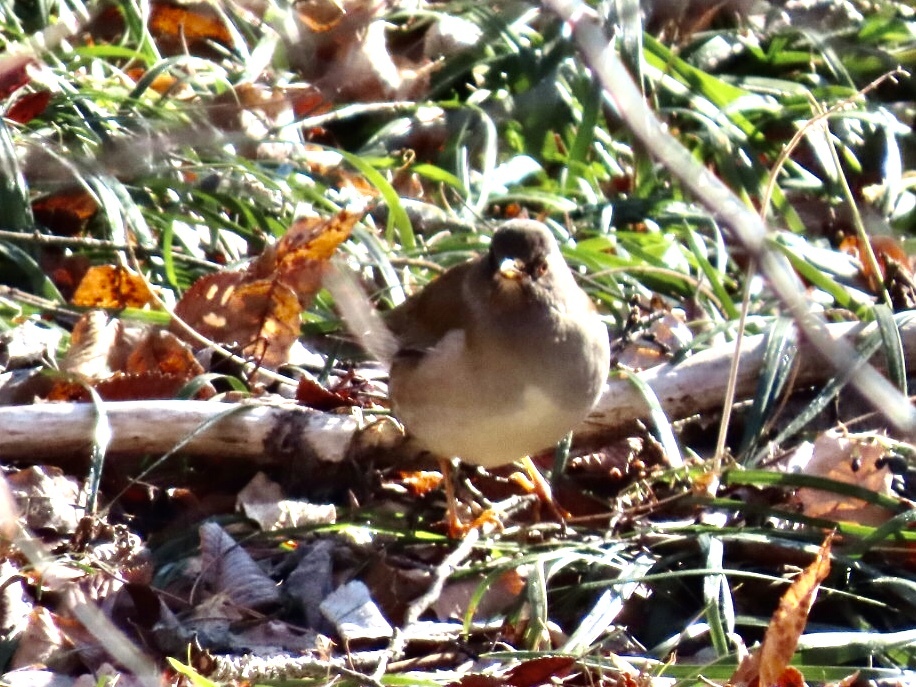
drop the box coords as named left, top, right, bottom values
left=509, top=456, right=571, bottom=524
left=445, top=508, right=503, bottom=539
left=438, top=457, right=505, bottom=538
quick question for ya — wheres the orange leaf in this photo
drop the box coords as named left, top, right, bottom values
left=839, top=234, right=911, bottom=284
left=49, top=372, right=194, bottom=402
left=32, top=187, right=99, bottom=236
left=774, top=666, right=806, bottom=687
left=173, top=272, right=301, bottom=369
left=71, top=265, right=155, bottom=308
left=95, top=372, right=194, bottom=400
left=148, top=0, right=234, bottom=55
left=125, top=67, right=179, bottom=95
left=287, top=83, right=333, bottom=118
left=125, top=329, right=204, bottom=379
left=397, top=470, right=443, bottom=497
left=296, top=376, right=357, bottom=411
left=56, top=312, right=204, bottom=399
left=277, top=210, right=359, bottom=261
left=757, top=534, right=833, bottom=687
left=296, top=0, right=347, bottom=32
left=173, top=209, right=357, bottom=368
left=268, top=209, right=360, bottom=307
left=730, top=650, right=760, bottom=687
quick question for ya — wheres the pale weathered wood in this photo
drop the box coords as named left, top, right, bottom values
left=0, top=319, right=912, bottom=462
left=0, top=400, right=359, bottom=463
left=580, top=318, right=916, bottom=440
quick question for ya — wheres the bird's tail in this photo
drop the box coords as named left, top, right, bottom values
left=324, top=257, right=399, bottom=366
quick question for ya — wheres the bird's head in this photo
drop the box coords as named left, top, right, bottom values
left=484, top=220, right=565, bottom=305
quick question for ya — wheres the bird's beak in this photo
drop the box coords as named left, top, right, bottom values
left=498, top=257, right=525, bottom=280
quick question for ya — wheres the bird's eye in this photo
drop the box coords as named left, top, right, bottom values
left=531, top=260, right=548, bottom=278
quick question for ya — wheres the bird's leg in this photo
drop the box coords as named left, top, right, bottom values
left=439, top=457, right=502, bottom=538
left=438, top=456, right=467, bottom=538
left=442, top=455, right=569, bottom=536
left=511, top=456, right=572, bottom=524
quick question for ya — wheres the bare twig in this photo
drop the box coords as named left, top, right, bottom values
left=374, top=526, right=484, bottom=680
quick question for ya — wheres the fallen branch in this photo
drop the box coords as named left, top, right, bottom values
left=0, top=400, right=359, bottom=465
left=580, top=317, right=916, bottom=441
left=0, top=320, right=911, bottom=464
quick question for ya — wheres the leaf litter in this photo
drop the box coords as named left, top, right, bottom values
left=0, top=1, right=915, bottom=686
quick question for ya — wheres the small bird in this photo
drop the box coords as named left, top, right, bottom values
left=330, top=219, right=610, bottom=532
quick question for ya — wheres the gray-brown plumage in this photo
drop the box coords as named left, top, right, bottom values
left=383, top=219, right=610, bottom=467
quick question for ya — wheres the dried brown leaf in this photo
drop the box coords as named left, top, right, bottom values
left=7, top=466, right=81, bottom=534
left=92, top=372, right=194, bottom=401
left=238, top=472, right=335, bottom=532
left=71, top=265, right=154, bottom=309
left=199, top=521, right=281, bottom=610
left=757, top=534, right=833, bottom=687
left=506, top=656, right=576, bottom=687
left=791, top=431, right=895, bottom=526
left=173, top=272, right=301, bottom=368
left=446, top=676, right=503, bottom=687
left=295, top=376, right=358, bottom=410
left=174, top=210, right=356, bottom=368
left=773, top=666, right=806, bottom=687
left=148, top=0, right=234, bottom=56
left=62, top=310, right=123, bottom=379
left=7, top=90, right=51, bottom=125
left=271, top=210, right=360, bottom=305
left=432, top=569, right=526, bottom=622
left=125, top=329, right=203, bottom=378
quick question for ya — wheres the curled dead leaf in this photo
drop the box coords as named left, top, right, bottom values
left=62, top=310, right=123, bottom=379
left=269, top=210, right=361, bottom=305
left=54, top=311, right=205, bottom=399
left=125, top=329, right=204, bottom=378
left=732, top=533, right=833, bottom=687
left=199, top=521, right=281, bottom=610
left=758, top=534, right=832, bottom=687
left=295, top=376, right=358, bottom=411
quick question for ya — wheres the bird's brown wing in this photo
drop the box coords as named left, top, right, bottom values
left=384, top=260, right=478, bottom=352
